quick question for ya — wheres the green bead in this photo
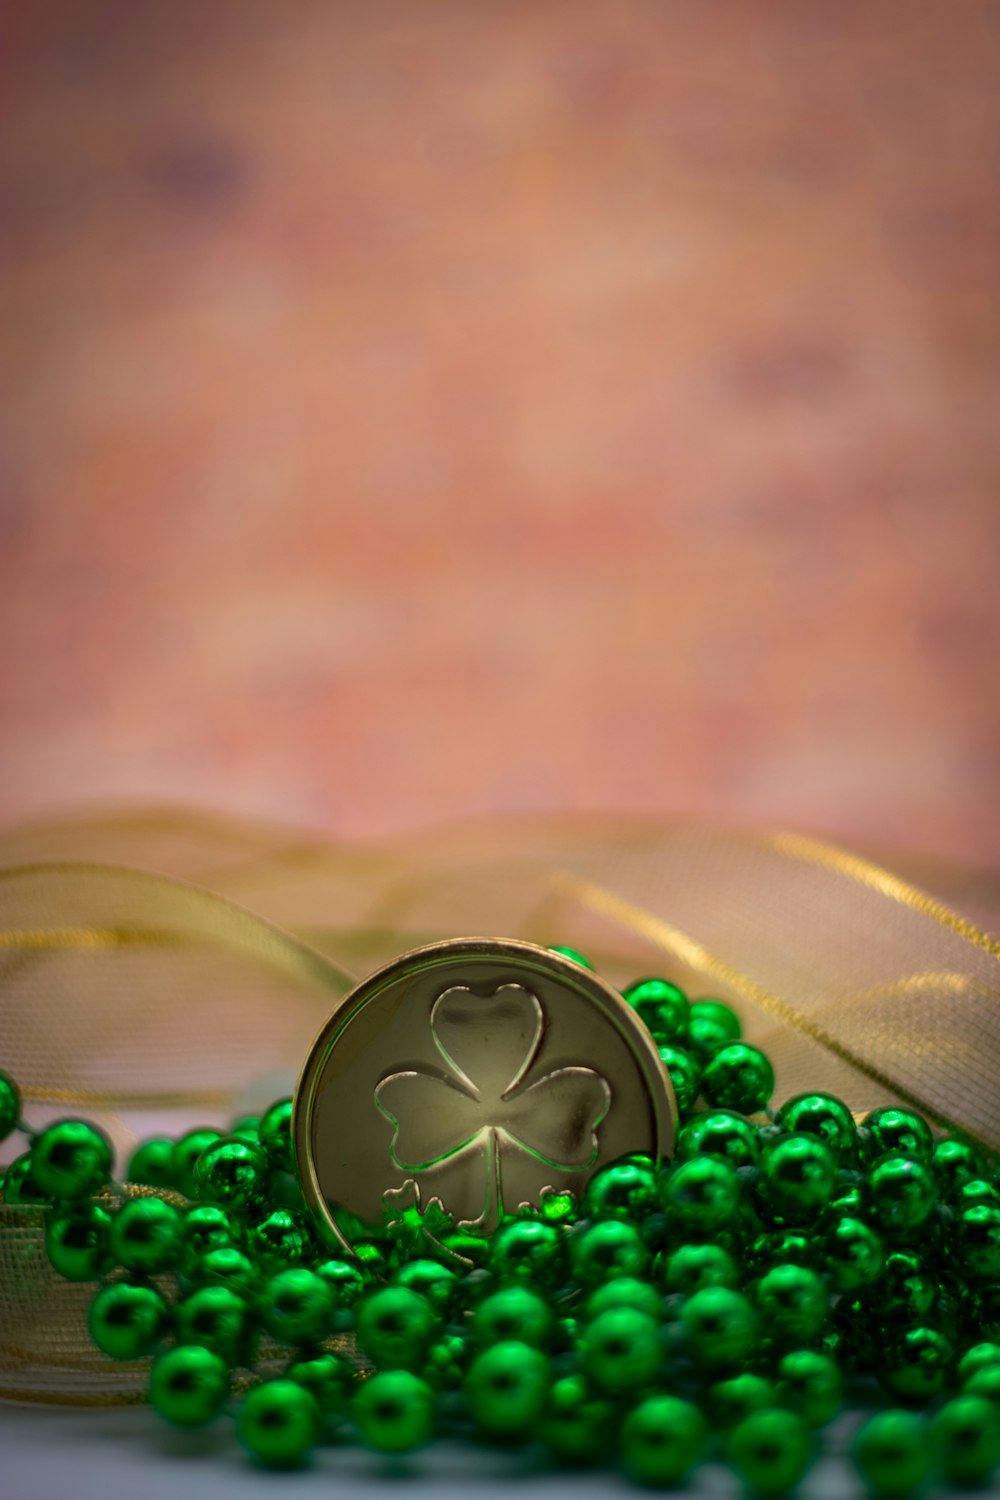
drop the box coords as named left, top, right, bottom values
left=489, top=1218, right=566, bottom=1286
left=182, top=1203, right=240, bottom=1265
left=188, top=1246, right=259, bottom=1299
left=874, top=1250, right=935, bottom=1325
left=246, top=1207, right=314, bottom=1274
left=755, top=1264, right=828, bottom=1344
left=259, top=1268, right=334, bottom=1346
left=657, top=1045, right=702, bottom=1115
left=825, top=1216, right=884, bottom=1290
left=861, top=1108, right=933, bottom=1163
left=45, top=1203, right=111, bottom=1281
left=315, top=1257, right=367, bottom=1311
left=569, top=1219, right=649, bottom=1285
left=661, top=1241, right=739, bottom=1294
left=126, top=1138, right=175, bottom=1189
left=623, top=977, right=690, bottom=1041
left=775, top=1092, right=857, bottom=1162
left=353, top=1369, right=435, bottom=1452
left=758, top=1135, right=837, bottom=1223
left=585, top=1277, right=662, bottom=1322
left=287, top=1351, right=354, bottom=1420
left=582, top=1159, right=658, bottom=1221
left=681, top=1287, right=759, bottom=1371
left=109, top=1196, right=184, bottom=1274
left=661, top=1156, right=742, bottom=1237
left=701, top=1044, right=774, bottom=1115
left=955, top=1177, right=1000, bottom=1211
left=424, top=1331, right=472, bottom=1391
left=879, top=1325, right=953, bottom=1404
left=150, top=1345, right=229, bottom=1427
left=391, top=1258, right=458, bottom=1313
left=176, top=1284, right=252, bottom=1365
left=965, top=1365, right=1000, bottom=1403
left=709, top=1374, right=776, bottom=1429
left=464, top=1341, right=550, bottom=1437
left=579, top=1306, right=661, bottom=1394
left=0, top=1071, right=21, bottom=1140
left=540, top=1373, right=614, bottom=1464
left=472, top=1285, right=554, bottom=1350
left=930, top=1394, right=1000, bottom=1486
left=257, top=1097, right=295, bottom=1175
left=356, top=1286, right=439, bottom=1370
left=776, top=1349, right=842, bottom=1427
left=853, top=1409, right=930, bottom=1498
left=171, top=1128, right=222, bottom=1199
left=688, top=998, right=742, bottom=1055
left=229, top=1114, right=260, bottom=1142
left=88, top=1281, right=169, bottom=1360
left=237, top=1378, right=319, bottom=1468
left=865, top=1155, right=937, bottom=1232
left=958, top=1342, right=1000, bottom=1383
left=32, top=1119, right=112, bottom=1199
left=2, top=1151, right=48, bottom=1204
left=620, top=1394, right=706, bottom=1487
left=194, top=1136, right=269, bottom=1208
left=534, top=1188, right=578, bottom=1226
left=726, top=1409, right=804, bottom=1492
left=728, top=1408, right=811, bottom=1497
left=955, top=1203, right=1000, bottom=1279
left=746, top=1229, right=816, bottom=1276
left=932, top=1136, right=984, bottom=1189
left=548, top=945, right=593, bottom=969
left=676, top=1109, right=760, bottom=1168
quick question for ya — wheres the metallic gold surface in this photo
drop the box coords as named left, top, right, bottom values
left=294, top=938, right=675, bottom=1256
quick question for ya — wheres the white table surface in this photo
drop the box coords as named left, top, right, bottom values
left=2, top=1402, right=998, bottom=1500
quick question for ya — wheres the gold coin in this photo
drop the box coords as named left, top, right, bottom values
left=294, top=937, right=676, bottom=1260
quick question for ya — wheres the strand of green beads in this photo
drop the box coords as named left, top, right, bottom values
left=0, top=948, right=998, bottom=1491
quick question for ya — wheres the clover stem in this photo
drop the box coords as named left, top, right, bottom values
left=482, top=1125, right=503, bottom=1232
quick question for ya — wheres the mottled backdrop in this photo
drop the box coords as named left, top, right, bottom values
left=1, top=2, right=999, bottom=868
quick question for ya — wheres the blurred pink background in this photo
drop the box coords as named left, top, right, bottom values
left=1, top=2, right=999, bottom=869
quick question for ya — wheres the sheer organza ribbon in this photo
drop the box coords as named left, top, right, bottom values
left=0, top=808, right=997, bottom=1403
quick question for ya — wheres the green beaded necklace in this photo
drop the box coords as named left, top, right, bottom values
left=2, top=955, right=1000, bottom=1492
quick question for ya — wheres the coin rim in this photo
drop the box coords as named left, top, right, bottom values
left=293, top=935, right=677, bottom=1256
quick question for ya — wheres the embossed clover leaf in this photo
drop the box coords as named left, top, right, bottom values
left=375, top=983, right=611, bottom=1228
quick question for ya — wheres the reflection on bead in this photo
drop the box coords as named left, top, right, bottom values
left=176, top=1284, right=252, bottom=1366
left=620, top=1394, right=706, bottom=1487
left=45, top=1204, right=111, bottom=1281
left=776, top=1092, right=857, bottom=1162
left=657, top=1045, right=702, bottom=1115
left=488, top=1219, right=566, bottom=1287
left=687, top=999, right=742, bottom=1056
left=853, top=1409, right=929, bottom=1498
left=579, top=1307, right=662, bottom=1394
left=127, top=1138, right=175, bottom=1189
left=286, top=1351, right=354, bottom=1421
left=89, top=1281, right=169, bottom=1361
left=464, top=1340, right=551, bottom=1437
left=776, top=1349, right=842, bottom=1427
left=237, top=1378, right=319, bottom=1468
left=701, top=1044, right=774, bottom=1115
left=569, top=1220, right=650, bottom=1285
left=171, top=1128, right=222, bottom=1200
left=2, top=1153, right=48, bottom=1204
left=708, top=1374, right=775, bottom=1429
left=661, top=1156, right=742, bottom=1238
left=879, top=1325, right=953, bottom=1404
left=32, top=1120, right=112, bottom=1200
left=353, top=1369, right=435, bottom=1452
left=194, top=1137, right=269, bottom=1209
left=755, top=1263, right=829, bottom=1344
left=681, top=1287, right=758, bottom=1371
left=246, top=1208, right=314, bottom=1275
left=150, top=1345, right=229, bottom=1428
left=585, top=1276, right=662, bottom=1322
left=110, top=1197, right=184, bottom=1274
left=727, top=1408, right=812, bottom=1497
left=825, top=1216, right=884, bottom=1291
left=860, top=1109, right=934, bottom=1164
left=758, top=1135, right=837, bottom=1223
left=258, top=1268, right=334, bottom=1347
left=472, top=1285, right=554, bottom=1350
left=540, top=1374, right=614, bottom=1464
left=930, top=1394, right=1000, bottom=1486
left=676, top=1109, right=759, bottom=1169
left=257, top=1098, right=295, bottom=1175
left=622, top=978, right=690, bottom=1042
left=583, top=1159, right=658, bottom=1221
left=661, top=1242, right=739, bottom=1294
left=865, top=1155, right=937, bottom=1232
left=356, top=1287, right=439, bottom=1371
left=0, top=1072, right=22, bottom=1142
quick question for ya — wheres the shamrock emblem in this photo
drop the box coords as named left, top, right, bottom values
left=375, top=983, right=611, bottom=1231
